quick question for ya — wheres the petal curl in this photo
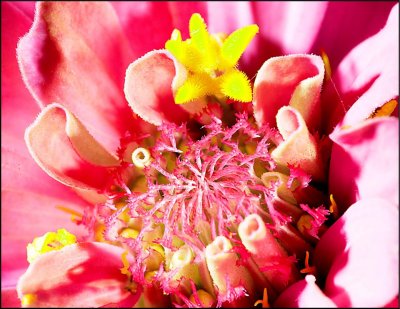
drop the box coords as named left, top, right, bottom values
left=253, top=54, right=324, bottom=132
left=315, top=198, right=399, bottom=307
left=271, top=106, right=325, bottom=182
left=16, top=242, right=139, bottom=307
left=17, top=2, right=137, bottom=154
left=25, top=104, right=119, bottom=191
left=329, top=117, right=399, bottom=210
left=124, top=50, right=193, bottom=126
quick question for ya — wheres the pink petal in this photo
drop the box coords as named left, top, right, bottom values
left=124, top=50, right=192, bottom=126
left=16, top=2, right=137, bottom=154
left=315, top=198, right=399, bottom=307
left=327, top=3, right=399, bottom=131
left=1, top=189, right=87, bottom=289
left=329, top=117, right=399, bottom=210
left=311, top=2, right=396, bottom=72
left=111, top=2, right=207, bottom=57
left=253, top=54, right=324, bottom=132
left=1, top=288, right=21, bottom=308
left=17, top=242, right=140, bottom=307
left=1, top=1, right=39, bottom=140
left=273, top=275, right=337, bottom=308
left=25, top=104, right=120, bottom=191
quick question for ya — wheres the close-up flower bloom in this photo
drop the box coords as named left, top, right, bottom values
left=1, top=1, right=399, bottom=308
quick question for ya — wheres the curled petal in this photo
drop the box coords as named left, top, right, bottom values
left=271, top=106, right=325, bottom=182
left=124, top=50, right=196, bottom=126
left=17, top=242, right=139, bottom=307
left=315, top=198, right=399, bottom=307
left=329, top=117, right=399, bottom=210
left=25, top=104, right=119, bottom=191
left=17, top=2, right=136, bottom=154
left=205, top=236, right=254, bottom=303
left=253, top=54, right=324, bottom=132
left=238, top=214, right=299, bottom=292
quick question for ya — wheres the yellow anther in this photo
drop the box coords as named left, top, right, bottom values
left=329, top=194, right=340, bottom=220
left=189, top=289, right=215, bottom=307
left=254, top=288, right=269, bottom=308
left=165, top=13, right=258, bottom=104
left=368, top=99, right=398, bottom=119
left=120, top=250, right=132, bottom=277
left=55, top=205, right=83, bottom=223
left=131, top=147, right=151, bottom=168
left=120, top=228, right=139, bottom=239
left=321, top=48, right=331, bottom=80
left=27, top=229, right=76, bottom=263
left=297, top=214, right=313, bottom=235
left=21, top=293, right=37, bottom=306
left=144, top=270, right=158, bottom=283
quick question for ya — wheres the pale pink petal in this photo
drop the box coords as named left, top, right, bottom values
left=328, top=3, right=399, bottom=130
left=17, top=242, right=140, bottom=307
left=315, top=198, right=399, bottom=307
left=329, top=117, right=399, bottom=210
left=16, top=2, right=137, bottom=154
left=273, top=275, right=337, bottom=308
left=25, top=104, right=120, bottom=191
left=271, top=106, right=325, bottom=182
left=253, top=54, right=324, bottom=132
left=124, top=50, right=192, bottom=126
left=1, top=288, right=21, bottom=308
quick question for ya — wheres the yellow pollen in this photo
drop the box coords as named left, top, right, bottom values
left=120, top=250, right=132, bottom=278
left=27, top=229, right=76, bottom=263
left=165, top=13, right=259, bottom=104
left=254, top=288, right=269, bottom=308
left=131, top=147, right=151, bottom=168
left=21, top=293, right=37, bottom=306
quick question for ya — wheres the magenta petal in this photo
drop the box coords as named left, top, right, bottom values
left=315, top=198, right=399, bottom=307
left=1, top=288, right=21, bottom=308
left=16, top=2, right=137, bottom=154
left=329, top=117, right=399, bottom=210
left=332, top=3, right=399, bottom=129
left=124, top=50, right=191, bottom=126
left=273, top=276, right=337, bottom=308
left=17, top=242, right=139, bottom=307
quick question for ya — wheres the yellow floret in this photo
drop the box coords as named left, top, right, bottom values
left=27, top=228, right=76, bottom=263
left=165, top=13, right=259, bottom=105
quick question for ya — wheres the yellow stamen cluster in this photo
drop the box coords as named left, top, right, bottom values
left=27, top=228, right=76, bottom=263
left=165, top=13, right=259, bottom=104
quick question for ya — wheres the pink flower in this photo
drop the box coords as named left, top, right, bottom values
left=1, top=1, right=398, bottom=308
